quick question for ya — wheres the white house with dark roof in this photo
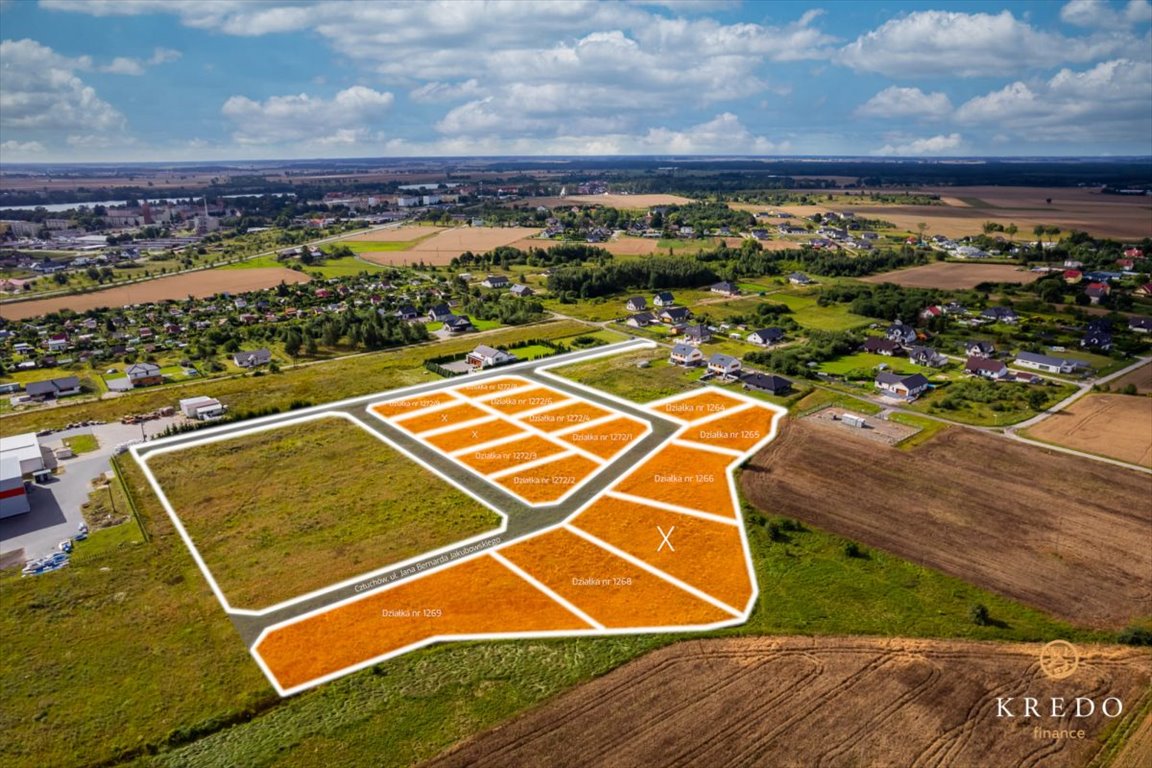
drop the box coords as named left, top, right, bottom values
left=707, top=353, right=742, bottom=379
left=669, top=343, right=703, bottom=366
left=625, top=296, right=647, bottom=312
left=747, top=328, right=784, bottom=346
left=481, top=275, right=510, bottom=289
left=875, top=372, right=930, bottom=400
left=682, top=324, right=712, bottom=345
left=653, top=291, right=676, bottom=307
left=965, top=357, right=1010, bottom=380
left=1013, top=351, right=1088, bottom=374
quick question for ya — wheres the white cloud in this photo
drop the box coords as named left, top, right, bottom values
left=1061, top=0, right=1152, bottom=30
left=0, top=139, right=46, bottom=155
left=149, top=47, right=182, bottom=65
left=856, top=87, right=953, bottom=119
left=873, top=133, right=963, bottom=156
left=101, top=56, right=145, bottom=75
left=640, top=112, right=786, bottom=154
left=955, top=58, right=1152, bottom=143
left=410, top=79, right=482, bottom=103
left=0, top=38, right=128, bottom=146
left=840, top=10, right=1130, bottom=77
left=220, top=85, right=394, bottom=146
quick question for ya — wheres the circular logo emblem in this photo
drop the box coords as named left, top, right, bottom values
left=1039, top=640, right=1080, bottom=680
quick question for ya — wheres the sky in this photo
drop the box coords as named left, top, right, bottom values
left=0, top=0, right=1150, bottom=162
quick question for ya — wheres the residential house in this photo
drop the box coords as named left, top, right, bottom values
left=653, top=291, right=676, bottom=307
left=875, top=372, right=930, bottom=401
left=919, top=305, right=944, bottom=322
left=1136, top=283, right=1152, bottom=298
left=481, top=275, right=510, bottom=289
left=965, top=357, right=1010, bottom=380
left=1014, top=351, right=1088, bottom=375
left=741, top=371, right=792, bottom=395
left=885, top=321, right=918, bottom=345
left=707, top=353, right=742, bottom=379
left=658, top=306, right=691, bottom=325
left=747, top=327, right=784, bottom=347
left=863, top=337, right=904, bottom=356
left=965, top=340, right=996, bottom=358
left=980, top=306, right=1019, bottom=324
left=1084, top=282, right=1111, bottom=304
left=682, top=324, right=712, bottom=345
left=233, top=348, right=273, bottom=368
left=395, top=304, right=419, bottom=320
left=942, top=302, right=967, bottom=315
left=625, top=296, right=647, bottom=312
left=710, top=281, right=740, bottom=297
left=1080, top=330, right=1112, bottom=351
left=788, top=272, right=813, bottom=285
left=669, top=343, right=703, bottom=366
left=908, top=346, right=948, bottom=367
left=443, top=315, right=474, bottom=334
left=427, top=303, right=453, bottom=322
left=126, top=362, right=163, bottom=387
left=625, top=312, right=655, bottom=328
left=509, top=284, right=534, bottom=297
left=25, top=376, right=81, bottom=401
left=466, top=345, right=517, bottom=370
left=1128, top=316, right=1152, bottom=334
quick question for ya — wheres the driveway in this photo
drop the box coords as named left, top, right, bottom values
left=0, top=416, right=183, bottom=563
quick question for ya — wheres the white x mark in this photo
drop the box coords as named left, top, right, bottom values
left=657, top=525, right=676, bottom=553
left=471, top=430, right=479, bottom=438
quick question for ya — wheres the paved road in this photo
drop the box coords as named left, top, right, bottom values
left=0, top=417, right=183, bottom=562
left=129, top=340, right=686, bottom=645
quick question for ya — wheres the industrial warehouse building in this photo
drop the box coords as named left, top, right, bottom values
left=0, top=432, right=48, bottom=518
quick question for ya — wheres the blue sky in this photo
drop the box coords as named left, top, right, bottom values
left=0, top=0, right=1149, bottom=162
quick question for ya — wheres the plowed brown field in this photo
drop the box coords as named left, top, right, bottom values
left=741, top=421, right=1152, bottom=627
left=0, top=267, right=309, bottom=321
left=1024, top=395, right=1152, bottom=467
left=424, top=636, right=1152, bottom=768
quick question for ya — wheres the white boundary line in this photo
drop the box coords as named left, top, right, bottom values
left=603, top=490, right=740, bottom=527
left=135, top=340, right=786, bottom=698
left=249, top=381, right=785, bottom=697
left=562, top=524, right=743, bottom=619
left=486, top=449, right=580, bottom=480
left=134, top=410, right=510, bottom=618
left=489, top=551, right=606, bottom=630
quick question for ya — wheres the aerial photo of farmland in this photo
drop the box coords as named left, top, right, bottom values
left=1, top=1, right=1150, bottom=767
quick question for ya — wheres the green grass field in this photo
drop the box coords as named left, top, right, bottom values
left=768, top=292, right=875, bottom=331
left=146, top=416, right=502, bottom=610
left=505, top=343, right=556, bottom=361
left=63, top=433, right=99, bottom=454
left=819, top=353, right=944, bottom=377
left=0, top=343, right=1121, bottom=768
left=553, top=349, right=705, bottom=402
left=909, top=380, right=1079, bottom=427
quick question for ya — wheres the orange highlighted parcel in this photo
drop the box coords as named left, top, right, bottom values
left=613, top=443, right=737, bottom=516
left=483, top=386, right=571, bottom=415
left=423, top=417, right=524, bottom=453
left=455, top=434, right=567, bottom=475
left=392, top=402, right=490, bottom=434
left=454, top=376, right=532, bottom=399
left=570, top=496, right=752, bottom=611
left=369, top=391, right=457, bottom=419
left=679, top=406, right=779, bottom=452
left=556, top=416, right=648, bottom=460
left=651, top=389, right=749, bottom=422
left=493, top=453, right=600, bottom=503
left=518, top=401, right=612, bottom=432
left=500, top=528, right=732, bottom=628
left=255, top=555, right=592, bottom=691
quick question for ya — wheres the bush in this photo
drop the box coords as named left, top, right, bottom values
left=1117, top=627, right=1152, bottom=646
left=843, top=540, right=863, bottom=558
left=970, top=603, right=990, bottom=626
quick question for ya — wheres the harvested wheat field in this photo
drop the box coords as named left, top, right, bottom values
left=0, top=267, right=309, bottom=321
left=343, top=225, right=444, bottom=242
left=1108, top=362, right=1152, bottom=395
left=861, top=262, right=1041, bottom=289
left=741, top=421, right=1152, bottom=627
left=1024, top=395, right=1152, bottom=467
left=357, top=227, right=541, bottom=265
left=565, top=193, right=694, bottom=208
left=424, top=636, right=1152, bottom=768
